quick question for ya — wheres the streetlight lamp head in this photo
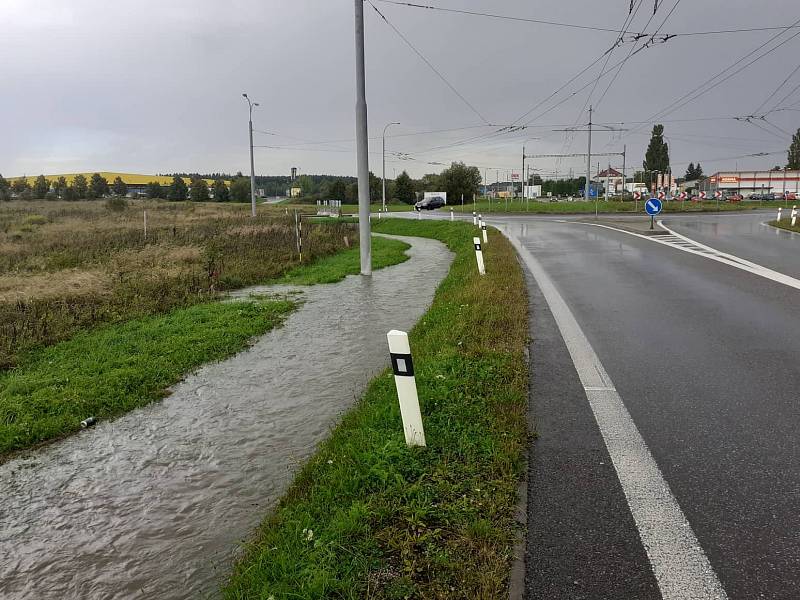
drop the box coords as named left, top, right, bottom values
left=254, top=103, right=259, bottom=107
left=242, top=93, right=248, bottom=98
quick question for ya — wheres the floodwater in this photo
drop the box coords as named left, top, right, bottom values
left=0, top=234, right=453, bottom=599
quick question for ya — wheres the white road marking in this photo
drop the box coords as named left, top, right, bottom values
left=506, top=233, right=728, bottom=600
left=583, top=221, right=800, bottom=292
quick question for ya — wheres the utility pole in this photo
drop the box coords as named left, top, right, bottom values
left=605, top=163, right=610, bottom=203
left=585, top=105, right=593, bottom=203
left=522, top=146, right=526, bottom=204
left=622, top=144, right=627, bottom=200
left=354, top=0, right=371, bottom=275
left=382, top=121, right=400, bottom=212
left=242, top=93, right=259, bottom=218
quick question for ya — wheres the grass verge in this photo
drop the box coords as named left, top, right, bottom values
left=0, top=235, right=411, bottom=460
left=225, top=219, right=528, bottom=599
left=278, top=236, right=409, bottom=285
left=0, top=299, right=295, bottom=458
left=769, top=219, right=800, bottom=233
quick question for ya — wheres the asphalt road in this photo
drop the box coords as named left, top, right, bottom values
left=487, top=212, right=800, bottom=599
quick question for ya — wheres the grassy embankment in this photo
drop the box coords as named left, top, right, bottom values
left=226, top=219, right=528, bottom=599
left=450, top=198, right=790, bottom=214
left=769, top=219, right=800, bottom=233
left=0, top=200, right=410, bottom=459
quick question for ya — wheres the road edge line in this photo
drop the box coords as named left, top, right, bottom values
left=503, top=231, right=728, bottom=600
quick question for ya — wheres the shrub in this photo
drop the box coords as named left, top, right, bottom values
left=104, top=197, right=128, bottom=212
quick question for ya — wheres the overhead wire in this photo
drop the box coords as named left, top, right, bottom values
left=373, top=0, right=800, bottom=38
left=366, top=0, right=491, bottom=124
left=625, top=17, right=800, bottom=137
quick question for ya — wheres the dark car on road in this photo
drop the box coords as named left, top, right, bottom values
left=414, top=196, right=446, bottom=211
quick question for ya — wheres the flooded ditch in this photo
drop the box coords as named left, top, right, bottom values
left=0, top=234, right=453, bottom=599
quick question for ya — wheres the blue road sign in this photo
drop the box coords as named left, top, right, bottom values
left=645, top=198, right=662, bottom=216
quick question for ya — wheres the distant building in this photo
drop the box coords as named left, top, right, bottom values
left=593, top=167, right=624, bottom=194
left=698, top=170, right=800, bottom=197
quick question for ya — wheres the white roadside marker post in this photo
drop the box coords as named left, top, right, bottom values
left=478, top=213, right=482, bottom=228
left=472, top=211, right=477, bottom=226
left=387, top=330, right=426, bottom=447
left=777, top=207, right=782, bottom=221
left=474, top=236, right=486, bottom=275
left=481, top=221, right=488, bottom=244
left=792, top=205, right=797, bottom=227
left=450, top=207, right=454, bottom=221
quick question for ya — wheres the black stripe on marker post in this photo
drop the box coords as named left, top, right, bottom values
left=474, top=242, right=482, bottom=251
left=390, top=352, right=414, bottom=377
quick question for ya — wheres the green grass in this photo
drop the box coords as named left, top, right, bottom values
left=0, top=235, right=411, bottom=460
left=0, top=299, right=295, bottom=458
left=449, top=198, right=791, bottom=214
left=769, top=219, right=800, bottom=233
left=225, top=219, right=528, bottom=599
left=279, top=236, right=410, bottom=285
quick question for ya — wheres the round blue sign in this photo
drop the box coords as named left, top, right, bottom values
left=645, top=198, right=662, bottom=216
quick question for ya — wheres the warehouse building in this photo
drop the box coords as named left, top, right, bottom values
left=698, top=170, right=800, bottom=197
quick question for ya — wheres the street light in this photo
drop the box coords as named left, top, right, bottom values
left=242, top=93, right=259, bottom=218
left=382, top=122, right=400, bottom=212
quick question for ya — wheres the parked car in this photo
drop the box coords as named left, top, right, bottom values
left=414, top=196, right=446, bottom=211
left=780, top=192, right=798, bottom=201
left=724, top=193, right=743, bottom=202
left=749, top=193, right=764, bottom=201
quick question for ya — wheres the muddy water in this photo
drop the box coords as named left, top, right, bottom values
left=0, top=235, right=452, bottom=599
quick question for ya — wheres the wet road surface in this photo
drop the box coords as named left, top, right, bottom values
left=0, top=234, right=452, bottom=599
left=488, top=213, right=800, bottom=599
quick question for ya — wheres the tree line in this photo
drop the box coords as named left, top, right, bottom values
left=0, top=173, right=248, bottom=203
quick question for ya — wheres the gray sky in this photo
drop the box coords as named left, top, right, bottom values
left=2, top=0, right=799, bottom=181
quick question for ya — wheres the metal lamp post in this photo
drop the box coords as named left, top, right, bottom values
left=242, top=93, right=259, bottom=218
left=382, top=122, right=400, bottom=213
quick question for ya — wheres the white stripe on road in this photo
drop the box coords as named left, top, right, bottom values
left=506, top=233, right=728, bottom=600
left=584, top=221, right=800, bottom=292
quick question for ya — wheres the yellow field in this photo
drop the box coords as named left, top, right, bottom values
left=7, top=172, right=221, bottom=186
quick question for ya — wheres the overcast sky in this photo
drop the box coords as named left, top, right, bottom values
left=2, top=0, right=799, bottom=181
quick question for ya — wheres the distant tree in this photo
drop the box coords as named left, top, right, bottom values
left=417, top=173, right=441, bottom=194
left=643, top=124, right=670, bottom=185
left=685, top=162, right=696, bottom=180
left=230, top=177, right=251, bottom=202
left=345, top=182, right=358, bottom=202
left=63, top=185, right=77, bottom=201
left=12, top=177, right=31, bottom=195
left=329, top=178, right=347, bottom=201
left=694, top=163, right=703, bottom=179
left=72, top=174, right=88, bottom=199
left=788, top=127, right=800, bottom=170
left=368, top=171, right=382, bottom=202
left=112, top=176, right=128, bottom=197
left=168, top=175, right=188, bottom=201
left=393, top=170, right=416, bottom=204
left=190, top=176, right=209, bottom=202
left=31, top=175, right=49, bottom=199
left=86, top=173, right=110, bottom=199
left=212, top=179, right=229, bottom=202
left=0, top=174, right=9, bottom=201
left=145, top=181, right=162, bottom=199
left=438, top=161, right=482, bottom=202
left=54, top=176, right=68, bottom=198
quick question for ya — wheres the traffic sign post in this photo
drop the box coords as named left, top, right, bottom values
left=645, top=197, right=662, bottom=230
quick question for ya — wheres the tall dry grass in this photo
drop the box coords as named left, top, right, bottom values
left=0, top=200, right=354, bottom=368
